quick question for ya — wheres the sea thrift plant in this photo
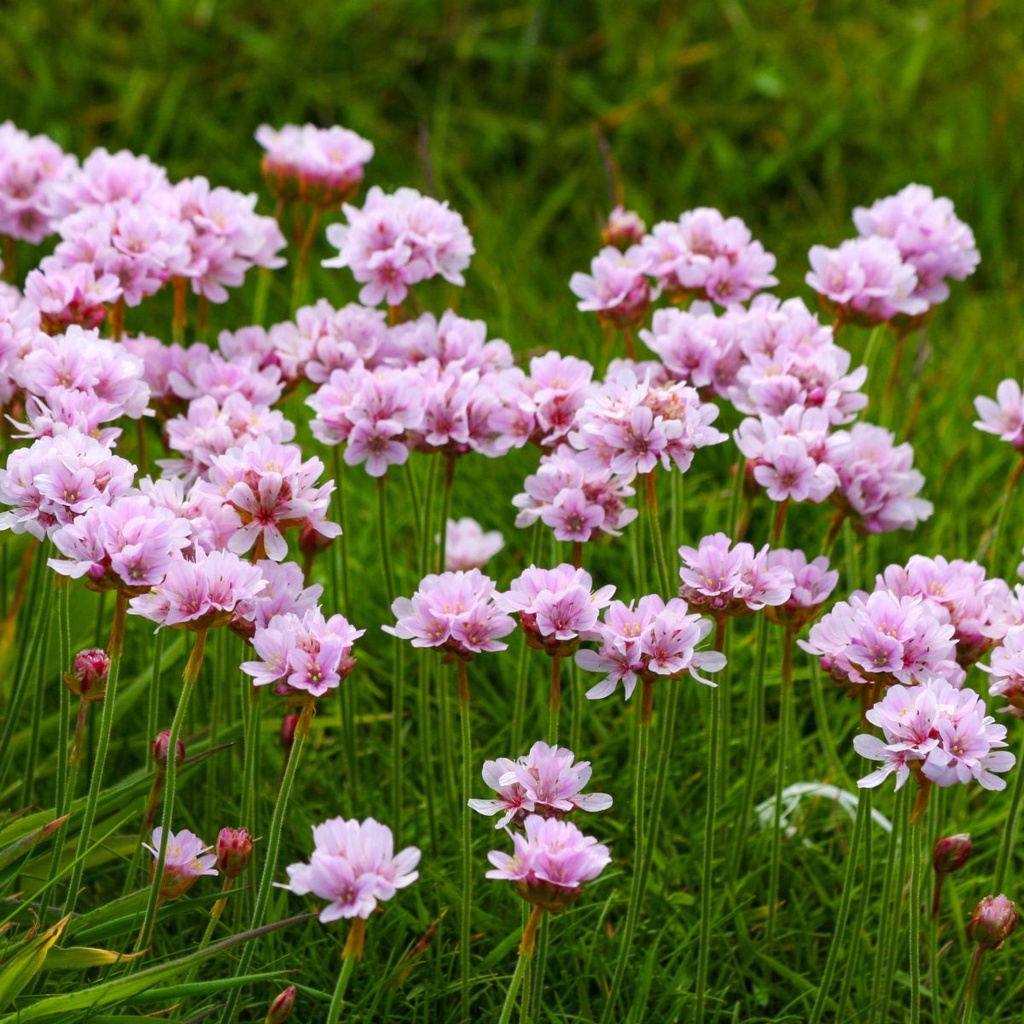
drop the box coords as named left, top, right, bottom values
left=974, top=379, right=1024, bottom=451
left=853, top=678, right=1014, bottom=791
left=279, top=816, right=420, bottom=923
left=143, top=827, right=218, bottom=901
left=469, top=741, right=613, bottom=828
left=569, top=244, right=657, bottom=329
left=383, top=569, right=515, bottom=659
left=486, top=814, right=611, bottom=911
left=442, top=517, right=504, bottom=571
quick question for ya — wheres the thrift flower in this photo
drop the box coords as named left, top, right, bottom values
left=143, top=827, right=218, bottom=901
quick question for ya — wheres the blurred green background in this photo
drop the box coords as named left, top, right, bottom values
left=1, top=0, right=1021, bottom=343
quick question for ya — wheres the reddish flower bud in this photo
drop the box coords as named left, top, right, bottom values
left=264, top=984, right=297, bottom=1024
left=969, top=894, right=1019, bottom=951
left=933, top=833, right=973, bottom=876
left=216, top=827, right=254, bottom=879
left=64, top=648, right=110, bottom=699
left=601, top=205, right=647, bottom=252
left=151, top=730, right=186, bottom=769
left=280, top=713, right=299, bottom=751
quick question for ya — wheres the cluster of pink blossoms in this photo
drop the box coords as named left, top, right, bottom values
left=384, top=570, right=516, bottom=660
left=854, top=678, right=1014, bottom=792
left=240, top=608, right=364, bottom=697
left=486, top=815, right=611, bottom=912
left=974, top=379, right=1024, bottom=453
left=574, top=594, right=726, bottom=700
left=807, top=184, right=978, bottom=326
left=443, top=517, right=504, bottom=571
left=470, top=741, right=613, bottom=829
left=0, top=121, right=77, bottom=243
left=678, top=533, right=796, bottom=618
left=496, top=563, right=615, bottom=656
left=280, top=816, right=420, bottom=923
left=255, top=123, right=374, bottom=206
left=323, top=185, right=474, bottom=307
left=569, top=245, right=657, bottom=328
left=143, top=827, right=219, bottom=901
left=981, top=626, right=1024, bottom=718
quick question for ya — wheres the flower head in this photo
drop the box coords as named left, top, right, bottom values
left=143, top=827, right=218, bottom=901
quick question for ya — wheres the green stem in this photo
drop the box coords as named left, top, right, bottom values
left=987, top=456, right=1024, bottom=578
left=523, top=912, right=549, bottom=1024
left=873, top=783, right=911, bottom=1024
left=993, top=730, right=1024, bottom=893
left=497, top=906, right=544, bottom=1024
left=547, top=654, right=562, bottom=744
left=733, top=613, right=771, bottom=869
left=958, top=947, right=985, bottom=1024
left=808, top=659, right=853, bottom=788
left=808, top=787, right=871, bottom=1024
left=766, top=628, right=794, bottom=945
left=600, top=679, right=654, bottom=1024
left=290, top=206, right=322, bottom=313
left=220, top=695, right=315, bottom=1022
left=512, top=524, right=544, bottom=753
left=327, top=921, right=364, bottom=1022
left=135, top=628, right=207, bottom=953
left=62, top=592, right=128, bottom=919
left=908, top=802, right=923, bottom=1024
left=645, top=472, right=672, bottom=595
left=457, top=660, right=474, bottom=1024
left=694, top=678, right=720, bottom=1024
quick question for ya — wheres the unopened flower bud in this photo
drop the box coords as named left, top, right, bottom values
left=151, top=730, right=186, bottom=770
left=969, top=894, right=1019, bottom=951
left=933, top=833, right=973, bottom=876
left=216, top=827, right=254, bottom=879
left=264, top=984, right=297, bottom=1024
left=280, top=713, right=299, bottom=751
left=64, top=648, right=110, bottom=700
left=601, top=205, right=646, bottom=251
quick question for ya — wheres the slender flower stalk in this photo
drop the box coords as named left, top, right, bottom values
left=766, top=626, right=795, bottom=944
left=62, top=591, right=128, bottom=918
left=221, top=696, right=316, bottom=1022
left=986, top=455, right=1024, bottom=577
left=497, top=906, right=544, bottom=1024
left=457, top=658, right=474, bottom=1022
left=326, top=919, right=365, bottom=1021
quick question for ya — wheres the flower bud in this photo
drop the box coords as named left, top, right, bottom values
left=264, top=985, right=297, bottom=1024
left=216, top=827, right=254, bottom=879
left=64, top=648, right=110, bottom=700
left=601, top=205, right=646, bottom=251
left=151, top=730, right=186, bottom=770
left=969, top=894, right=1019, bottom=951
left=933, top=833, right=972, bottom=876
left=280, top=713, right=299, bottom=751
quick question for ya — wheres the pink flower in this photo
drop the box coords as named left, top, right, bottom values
left=974, top=379, right=1024, bottom=452
left=256, top=123, right=374, bottom=206
left=469, top=741, right=613, bottom=828
left=764, top=550, right=839, bottom=630
left=678, top=532, right=794, bottom=617
left=143, top=827, right=218, bottom=901
left=497, top=563, right=614, bottom=655
left=854, top=679, right=1014, bottom=791
left=574, top=594, right=725, bottom=700
left=601, top=206, right=647, bottom=251
left=486, top=814, right=610, bottom=911
left=279, top=816, right=419, bottom=923
left=323, top=186, right=473, bottom=306
left=0, top=122, right=77, bottom=243
left=383, top=570, right=515, bottom=659
left=442, top=517, right=504, bottom=571
left=570, top=245, right=656, bottom=329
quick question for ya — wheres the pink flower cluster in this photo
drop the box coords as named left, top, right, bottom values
left=807, top=184, right=978, bottom=325
left=0, top=121, right=77, bottom=243
left=678, top=533, right=795, bottom=618
left=486, top=814, right=611, bottom=911
left=800, top=588, right=962, bottom=691
left=642, top=207, right=778, bottom=305
left=568, top=367, right=727, bottom=479
left=569, top=245, right=657, bottom=328
left=854, top=678, right=1014, bottom=791
left=323, top=186, right=474, bottom=306
left=982, top=626, right=1024, bottom=718
left=469, top=741, right=613, bottom=829
left=255, top=123, right=374, bottom=206
left=763, top=549, right=840, bottom=630
left=574, top=594, right=726, bottom=700
left=384, top=569, right=516, bottom=659
left=280, top=816, right=420, bottom=923
left=496, top=563, right=615, bottom=655
left=241, top=607, right=365, bottom=697
left=443, top=517, right=504, bottom=571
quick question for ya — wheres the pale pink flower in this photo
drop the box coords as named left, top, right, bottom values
left=442, top=517, right=504, bottom=571
left=143, top=826, right=218, bottom=901
left=279, top=816, right=419, bottom=923
left=974, top=380, right=1024, bottom=451
left=570, top=245, right=656, bottom=329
